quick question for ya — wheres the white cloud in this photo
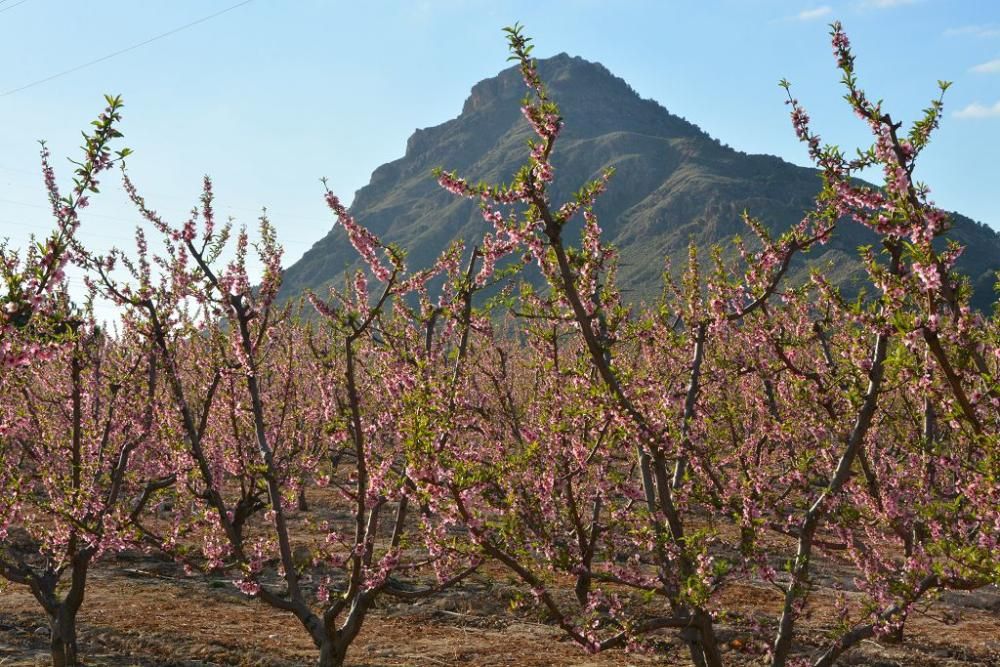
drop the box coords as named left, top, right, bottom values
left=971, top=58, right=1000, bottom=74
left=797, top=5, right=833, bottom=20
left=945, top=24, right=1000, bottom=38
left=954, top=101, right=1000, bottom=119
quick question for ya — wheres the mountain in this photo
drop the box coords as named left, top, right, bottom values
left=280, top=53, right=1000, bottom=311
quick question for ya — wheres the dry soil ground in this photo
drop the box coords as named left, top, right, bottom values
left=1, top=549, right=999, bottom=666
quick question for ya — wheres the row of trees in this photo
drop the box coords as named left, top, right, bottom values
left=1, top=23, right=998, bottom=667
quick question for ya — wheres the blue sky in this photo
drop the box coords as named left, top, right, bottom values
left=1, top=0, right=998, bottom=299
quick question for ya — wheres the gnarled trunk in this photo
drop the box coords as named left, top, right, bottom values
left=679, top=610, right=724, bottom=667
left=316, top=642, right=346, bottom=667
left=317, top=639, right=347, bottom=667
left=48, top=610, right=79, bottom=667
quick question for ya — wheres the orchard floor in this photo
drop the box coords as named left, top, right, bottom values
left=1, top=552, right=998, bottom=667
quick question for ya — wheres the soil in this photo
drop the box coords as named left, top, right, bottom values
left=1, top=549, right=998, bottom=667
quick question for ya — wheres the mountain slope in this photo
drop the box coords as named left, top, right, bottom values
left=280, top=53, right=1000, bottom=310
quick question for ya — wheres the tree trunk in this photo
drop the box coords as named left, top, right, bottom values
left=681, top=626, right=709, bottom=667
left=696, top=610, right=724, bottom=667
left=49, top=610, right=79, bottom=667
left=298, top=486, right=309, bottom=512
left=317, top=639, right=346, bottom=667
left=882, top=615, right=905, bottom=644
left=678, top=610, right=724, bottom=667
left=47, top=555, right=89, bottom=667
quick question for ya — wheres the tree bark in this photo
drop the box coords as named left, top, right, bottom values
left=48, top=610, right=79, bottom=667
left=298, top=486, right=309, bottom=512
left=317, top=639, right=347, bottom=667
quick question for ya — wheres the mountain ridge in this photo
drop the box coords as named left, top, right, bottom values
left=280, top=53, right=1000, bottom=310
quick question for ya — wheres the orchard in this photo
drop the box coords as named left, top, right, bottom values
left=1, top=23, right=997, bottom=667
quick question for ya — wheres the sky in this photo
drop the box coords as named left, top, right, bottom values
left=1, top=0, right=998, bottom=310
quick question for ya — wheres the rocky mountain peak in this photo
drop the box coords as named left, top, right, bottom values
left=281, top=51, right=1000, bottom=310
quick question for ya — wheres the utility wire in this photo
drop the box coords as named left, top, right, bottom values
left=1, top=0, right=252, bottom=97
left=0, top=196, right=326, bottom=243
left=0, top=0, right=32, bottom=14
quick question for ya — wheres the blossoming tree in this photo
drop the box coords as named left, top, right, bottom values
left=0, top=98, right=169, bottom=667
left=433, top=22, right=999, bottom=667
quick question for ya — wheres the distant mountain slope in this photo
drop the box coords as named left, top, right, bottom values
left=280, top=53, right=1000, bottom=310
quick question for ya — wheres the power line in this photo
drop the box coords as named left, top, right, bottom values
left=0, top=197, right=327, bottom=244
left=1, top=0, right=253, bottom=97
left=0, top=0, right=32, bottom=14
